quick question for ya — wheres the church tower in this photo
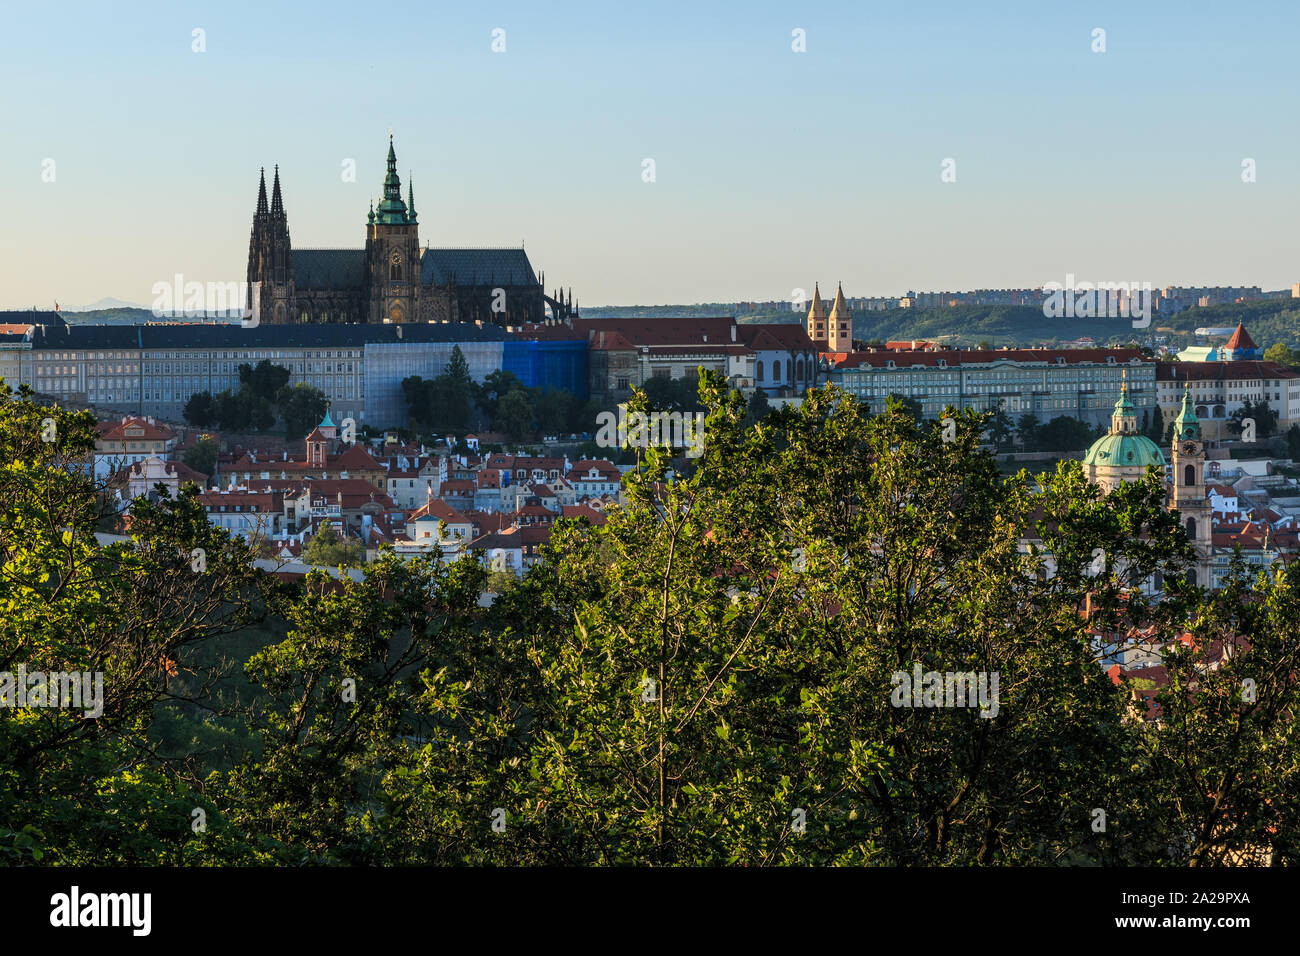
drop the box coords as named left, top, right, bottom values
left=827, top=282, right=853, bottom=352
left=365, top=135, right=421, bottom=323
left=1170, top=383, right=1213, bottom=584
left=246, top=166, right=295, bottom=324
left=806, top=284, right=828, bottom=342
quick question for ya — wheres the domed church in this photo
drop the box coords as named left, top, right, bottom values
left=1082, top=373, right=1166, bottom=492
left=1082, top=377, right=1214, bottom=586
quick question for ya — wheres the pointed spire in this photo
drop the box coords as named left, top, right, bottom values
left=1174, top=381, right=1201, bottom=442
left=270, top=165, right=284, bottom=217
left=809, top=283, right=827, bottom=317
left=408, top=175, right=417, bottom=223
left=829, top=281, right=849, bottom=317
left=256, top=167, right=268, bottom=216
left=376, top=134, right=407, bottom=223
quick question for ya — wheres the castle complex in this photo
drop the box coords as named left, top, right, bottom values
left=246, top=136, right=576, bottom=329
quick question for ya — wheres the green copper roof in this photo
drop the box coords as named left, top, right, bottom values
left=375, top=135, right=411, bottom=225
left=1174, top=385, right=1201, bottom=440
left=1083, top=433, right=1167, bottom=468
left=319, top=407, right=336, bottom=428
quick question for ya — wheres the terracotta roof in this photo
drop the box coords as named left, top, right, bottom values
left=736, top=323, right=817, bottom=352
left=574, top=316, right=738, bottom=348
left=408, top=499, right=471, bottom=524
left=1225, top=322, right=1258, bottom=351
left=333, top=444, right=383, bottom=470
left=97, top=417, right=176, bottom=442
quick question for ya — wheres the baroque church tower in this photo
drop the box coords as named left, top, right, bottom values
left=365, top=136, right=422, bottom=324
left=1170, top=383, right=1213, bottom=584
left=246, top=167, right=295, bottom=324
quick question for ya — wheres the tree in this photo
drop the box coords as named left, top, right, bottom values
left=1036, top=415, right=1093, bottom=453
left=1226, top=399, right=1278, bottom=440
left=1016, top=413, right=1041, bottom=451
left=181, top=436, right=219, bottom=478
left=1287, top=424, right=1300, bottom=461
left=495, top=388, right=535, bottom=443
left=434, top=346, right=476, bottom=433
left=475, top=369, right=526, bottom=423
left=988, top=405, right=1014, bottom=451
left=301, top=524, right=365, bottom=568
left=212, top=390, right=251, bottom=432
left=0, top=381, right=266, bottom=864
left=1147, top=405, right=1165, bottom=443
left=1264, top=342, right=1297, bottom=368
left=533, top=388, right=574, bottom=436
left=238, top=360, right=291, bottom=403
left=743, top=389, right=771, bottom=426
left=402, top=376, right=434, bottom=428
left=184, top=391, right=215, bottom=428
left=886, top=393, right=923, bottom=421
left=277, top=383, right=328, bottom=441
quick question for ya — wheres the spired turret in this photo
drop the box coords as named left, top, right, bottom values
left=1083, top=373, right=1165, bottom=493
left=806, top=283, right=828, bottom=341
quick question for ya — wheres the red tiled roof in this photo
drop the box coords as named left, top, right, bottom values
left=574, top=316, right=738, bottom=348
left=736, top=323, right=817, bottom=352
left=1225, top=322, right=1258, bottom=352
left=97, top=417, right=176, bottom=442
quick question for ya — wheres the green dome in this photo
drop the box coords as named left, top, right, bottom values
left=1082, top=433, right=1166, bottom=468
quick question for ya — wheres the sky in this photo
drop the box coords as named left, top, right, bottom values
left=3, top=0, right=1300, bottom=308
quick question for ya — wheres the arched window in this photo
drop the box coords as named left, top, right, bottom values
left=786, top=359, right=792, bottom=380
left=796, top=357, right=804, bottom=381
left=390, top=262, right=402, bottom=281
left=1187, top=516, right=1197, bottom=538
left=1184, top=464, right=1195, bottom=486
left=757, top=361, right=765, bottom=382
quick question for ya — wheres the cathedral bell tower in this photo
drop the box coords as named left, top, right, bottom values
left=1170, top=383, right=1213, bottom=585
left=247, top=166, right=295, bottom=324
left=365, top=135, right=421, bottom=324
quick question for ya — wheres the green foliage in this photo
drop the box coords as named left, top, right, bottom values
left=239, top=360, right=291, bottom=403
left=402, top=346, right=476, bottom=434
left=1036, top=415, right=1094, bottom=452
left=1264, top=342, right=1297, bottom=368
left=495, top=389, right=535, bottom=442
left=1226, top=399, right=1278, bottom=440
left=5, top=371, right=1299, bottom=867
left=301, top=524, right=365, bottom=568
left=0, top=380, right=268, bottom=864
left=181, top=436, right=219, bottom=479
left=276, top=382, right=329, bottom=441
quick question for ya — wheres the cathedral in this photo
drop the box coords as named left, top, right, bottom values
left=1083, top=377, right=1212, bottom=586
left=246, top=136, right=577, bottom=327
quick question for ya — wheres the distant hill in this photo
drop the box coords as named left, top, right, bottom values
left=584, top=299, right=1300, bottom=350
left=61, top=307, right=157, bottom=325
left=64, top=297, right=149, bottom=312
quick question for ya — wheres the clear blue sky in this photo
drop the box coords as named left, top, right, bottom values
left=3, top=0, right=1299, bottom=308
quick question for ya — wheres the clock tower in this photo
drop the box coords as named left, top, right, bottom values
left=365, top=135, right=422, bottom=323
left=1170, top=384, right=1213, bottom=584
